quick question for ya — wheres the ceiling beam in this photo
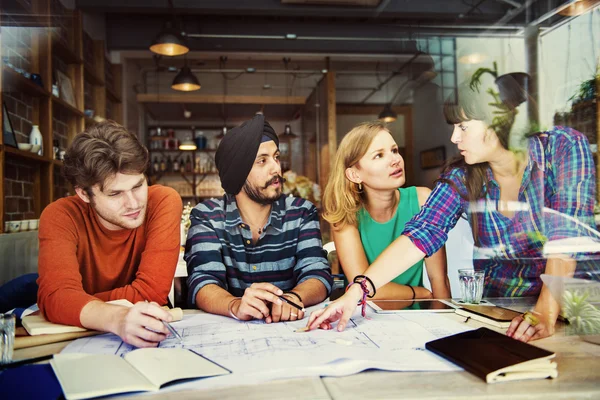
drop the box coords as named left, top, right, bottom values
left=136, top=94, right=306, bottom=104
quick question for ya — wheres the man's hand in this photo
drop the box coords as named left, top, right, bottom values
left=268, top=293, right=305, bottom=323
left=231, top=283, right=283, bottom=321
left=113, top=301, right=172, bottom=348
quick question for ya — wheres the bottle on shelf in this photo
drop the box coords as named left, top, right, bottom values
left=166, top=156, right=173, bottom=173
left=194, top=130, right=207, bottom=150
left=29, top=125, right=43, bottom=156
left=160, top=157, right=166, bottom=172
left=185, top=155, right=192, bottom=173
left=152, top=157, right=159, bottom=173
left=173, top=157, right=180, bottom=172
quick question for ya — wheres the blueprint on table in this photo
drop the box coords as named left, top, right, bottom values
left=61, top=306, right=472, bottom=390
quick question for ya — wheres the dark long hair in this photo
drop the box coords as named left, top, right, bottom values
left=436, top=81, right=538, bottom=245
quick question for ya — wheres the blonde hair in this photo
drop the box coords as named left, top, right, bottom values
left=322, top=121, right=391, bottom=229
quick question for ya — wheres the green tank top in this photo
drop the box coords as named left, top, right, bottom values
left=357, top=186, right=424, bottom=287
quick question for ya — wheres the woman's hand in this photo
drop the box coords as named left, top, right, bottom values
left=506, top=311, right=555, bottom=342
left=306, top=284, right=363, bottom=332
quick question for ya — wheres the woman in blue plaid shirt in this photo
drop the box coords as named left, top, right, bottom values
left=308, top=79, right=596, bottom=343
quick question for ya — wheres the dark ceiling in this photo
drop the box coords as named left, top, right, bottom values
left=72, top=0, right=575, bottom=54
left=69, top=0, right=581, bottom=122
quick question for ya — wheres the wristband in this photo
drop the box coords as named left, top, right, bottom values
left=285, top=291, right=303, bottom=304
left=346, top=280, right=371, bottom=318
left=407, top=285, right=415, bottom=300
left=353, top=275, right=376, bottom=298
left=227, top=297, right=241, bottom=321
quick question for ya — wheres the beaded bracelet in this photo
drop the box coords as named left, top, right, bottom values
left=353, top=275, right=376, bottom=298
left=227, top=297, right=241, bottom=321
left=285, top=291, right=303, bottom=304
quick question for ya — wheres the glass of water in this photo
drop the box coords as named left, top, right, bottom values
left=0, top=313, right=15, bottom=364
left=458, top=269, right=485, bottom=304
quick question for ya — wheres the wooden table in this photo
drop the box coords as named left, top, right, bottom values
left=12, top=299, right=600, bottom=399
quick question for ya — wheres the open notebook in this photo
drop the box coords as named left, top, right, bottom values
left=426, top=327, right=557, bottom=383
left=51, top=348, right=231, bottom=400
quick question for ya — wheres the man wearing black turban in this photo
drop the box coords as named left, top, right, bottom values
left=185, top=114, right=333, bottom=324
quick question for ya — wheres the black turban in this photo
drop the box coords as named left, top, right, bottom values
left=215, top=114, right=279, bottom=195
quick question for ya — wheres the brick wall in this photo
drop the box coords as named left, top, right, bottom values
left=1, top=25, right=32, bottom=72
left=4, top=160, right=36, bottom=221
left=105, top=57, right=114, bottom=90
left=52, top=101, right=69, bottom=150
left=2, top=18, right=37, bottom=221
left=83, top=31, right=94, bottom=73
left=51, top=0, right=71, bottom=48
left=84, top=80, right=93, bottom=110
left=53, top=167, right=70, bottom=201
left=106, top=98, right=114, bottom=120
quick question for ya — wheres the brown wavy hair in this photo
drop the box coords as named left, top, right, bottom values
left=322, top=121, right=391, bottom=229
left=437, top=83, right=537, bottom=244
left=63, top=120, right=148, bottom=196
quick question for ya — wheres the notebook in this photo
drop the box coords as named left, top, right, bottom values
left=51, top=348, right=231, bottom=400
left=454, top=304, right=523, bottom=329
left=426, top=327, right=558, bottom=383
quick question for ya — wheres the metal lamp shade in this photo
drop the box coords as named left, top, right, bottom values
left=179, top=137, right=197, bottom=151
left=172, top=66, right=201, bottom=91
left=281, top=124, right=298, bottom=138
left=150, top=25, right=189, bottom=56
left=378, top=105, right=397, bottom=123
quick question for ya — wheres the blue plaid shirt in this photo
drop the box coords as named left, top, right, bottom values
left=185, top=194, right=332, bottom=306
left=403, top=127, right=597, bottom=297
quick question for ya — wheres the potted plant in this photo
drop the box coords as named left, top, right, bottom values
left=470, top=62, right=530, bottom=108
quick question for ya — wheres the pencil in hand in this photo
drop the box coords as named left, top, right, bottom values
left=277, top=295, right=305, bottom=312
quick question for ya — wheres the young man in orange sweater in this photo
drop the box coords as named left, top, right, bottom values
left=37, top=121, right=182, bottom=348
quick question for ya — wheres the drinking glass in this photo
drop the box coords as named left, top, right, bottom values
left=458, top=269, right=485, bottom=304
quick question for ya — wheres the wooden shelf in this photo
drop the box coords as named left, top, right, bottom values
left=84, top=68, right=104, bottom=86
left=2, top=67, right=50, bottom=98
left=4, top=146, right=51, bottom=163
left=106, top=86, right=121, bottom=103
left=52, top=40, right=82, bottom=65
left=53, top=160, right=64, bottom=167
left=52, top=96, right=85, bottom=117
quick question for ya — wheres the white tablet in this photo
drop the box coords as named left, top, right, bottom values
left=367, top=299, right=458, bottom=313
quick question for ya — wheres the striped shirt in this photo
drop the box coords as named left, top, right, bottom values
left=185, top=194, right=332, bottom=306
left=403, top=127, right=597, bottom=297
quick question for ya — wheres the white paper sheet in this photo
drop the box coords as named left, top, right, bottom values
left=61, top=306, right=472, bottom=393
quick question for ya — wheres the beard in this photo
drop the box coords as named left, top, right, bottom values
left=242, top=175, right=283, bottom=205
left=90, top=197, right=147, bottom=230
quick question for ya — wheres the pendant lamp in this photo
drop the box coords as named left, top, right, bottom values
left=150, top=21, right=189, bottom=57
left=172, top=64, right=201, bottom=91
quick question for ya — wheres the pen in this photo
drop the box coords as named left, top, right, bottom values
left=162, top=320, right=183, bottom=343
left=277, top=295, right=305, bottom=312
left=0, top=354, right=54, bottom=370
left=144, top=300, right=183, bottom=343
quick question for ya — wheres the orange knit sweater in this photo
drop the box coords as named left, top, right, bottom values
left=37, top=185, right=182, bottom=327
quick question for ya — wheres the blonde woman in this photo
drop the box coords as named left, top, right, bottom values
left=323, top=121, right=451, bottom=300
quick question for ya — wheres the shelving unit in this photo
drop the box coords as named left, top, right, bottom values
left=146, top=126, right=223, bottom=203
left=0, top=1, right=123, bottom=232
